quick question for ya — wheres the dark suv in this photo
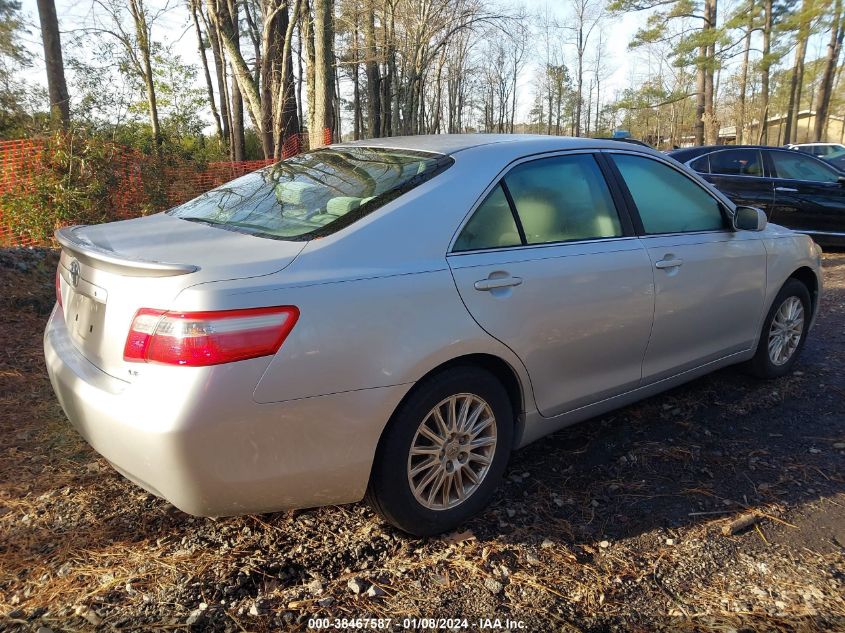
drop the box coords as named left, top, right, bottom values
left=668, top=145, right=845, bottom=246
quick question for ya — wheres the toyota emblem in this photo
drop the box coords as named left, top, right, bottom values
left=69, top=260, right=80, bottom=287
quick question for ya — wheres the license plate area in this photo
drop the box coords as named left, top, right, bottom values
left=63, top=276, right=108, bottom=344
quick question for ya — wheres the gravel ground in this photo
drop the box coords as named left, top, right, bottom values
left=1, top=246, right=843, bottom=632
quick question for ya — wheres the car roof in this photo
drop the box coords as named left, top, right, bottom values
left=332, top=134, right=660, bottom=157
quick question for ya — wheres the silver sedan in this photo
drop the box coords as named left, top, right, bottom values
left=44, top=135, right=822, bottom=535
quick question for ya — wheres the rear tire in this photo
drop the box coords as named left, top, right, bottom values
left=366, top=366, right=513, bottom=536
left=748, top=279, right=811, bottom=379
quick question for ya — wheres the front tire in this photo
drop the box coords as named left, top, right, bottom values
left=366, top=366, right=514, bottom=536
left=749, top=279, right=811, bottom=378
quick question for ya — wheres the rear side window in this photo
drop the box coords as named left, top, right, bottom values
left=689, top=155, right=710, bottom=173
left=709, top=149, right=763, bottom=176
left=168, top=147, right=453, bottom=240
left=504, top=154, right=622, bottom=245
left=453, top=184, right=521, bottom=252
left=769, top=151, right=839, bottom=183
left=611, top=154, right=725, bottom=234
left=453, top=154, right=623, bottom=251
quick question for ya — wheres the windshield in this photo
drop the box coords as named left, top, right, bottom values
left=168, top=147, right=453, bottom=240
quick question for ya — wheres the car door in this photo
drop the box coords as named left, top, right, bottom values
left=447, top=152, right=655, bottom=418
left=765, top=149, right=845, bottom=237
left=691, top=148, right=776, bottom=216
left=607, top=152, right=767, bottom=383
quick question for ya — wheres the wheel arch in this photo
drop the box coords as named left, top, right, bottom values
left=788, top=266, right=820, bottom=316
left=370, top=353, right=527, bottom=477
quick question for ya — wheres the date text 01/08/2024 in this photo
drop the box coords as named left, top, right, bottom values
left=307, top=618, right=527, bottom=630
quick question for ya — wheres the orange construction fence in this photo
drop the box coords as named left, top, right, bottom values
left=0, top=131, right=331, bottom=248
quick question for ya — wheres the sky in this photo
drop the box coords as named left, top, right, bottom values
left=13, top=0, right=675, bottom=131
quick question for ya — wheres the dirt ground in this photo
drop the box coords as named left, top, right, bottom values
left=1, top=247, right=843, bottom=633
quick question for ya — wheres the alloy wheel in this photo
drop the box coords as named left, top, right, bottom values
left=768, top=296, right=805, bottom=366
left=407, top=393, right=497, bottom=511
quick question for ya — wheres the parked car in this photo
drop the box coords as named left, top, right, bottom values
left=45, top=135, right=822, bottom=536
left=668, top=144, right=845, bottom=246
left=785, top=142, right=845, bottom=171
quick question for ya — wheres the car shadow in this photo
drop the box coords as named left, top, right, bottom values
left=464, top=318, right=844, bottom=552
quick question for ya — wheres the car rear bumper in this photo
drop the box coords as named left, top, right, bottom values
left=43, top=305, right=409, bottom=516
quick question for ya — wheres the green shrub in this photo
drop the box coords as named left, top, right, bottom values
left=1, top=131, right=118, bottom=243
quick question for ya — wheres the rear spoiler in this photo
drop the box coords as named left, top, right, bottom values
left=55, top=226, right=199, bottom=277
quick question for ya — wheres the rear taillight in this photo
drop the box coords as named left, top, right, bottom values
left=55, top=267, right=63, bottom=307
left=123, top=306, right=299, bottom=366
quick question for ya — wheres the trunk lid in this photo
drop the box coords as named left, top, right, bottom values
left=56, top=213, right=306, bottom=381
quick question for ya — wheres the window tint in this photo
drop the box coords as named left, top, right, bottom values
left=168, top=147, right=452, bottom=240
left=611, top=154, right=725, bottom=234
left=708, top=149, right=763, bottom=176
left=689, top=155, right=709, bottom=173
left=770, top=151, right=839, bottom=183
left=503, top=154, right=622, bottom=244
left=453, top=184, right=521, bottom=252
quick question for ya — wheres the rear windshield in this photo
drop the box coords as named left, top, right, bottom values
left=167, top=147, right=453, bottom=240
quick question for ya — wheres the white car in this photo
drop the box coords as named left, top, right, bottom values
left=785, top=142, right=845, bottom=158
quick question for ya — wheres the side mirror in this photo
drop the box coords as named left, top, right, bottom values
left=838, top=175, right=845, bottom=187
left=734, top=206, right=767, bottom=231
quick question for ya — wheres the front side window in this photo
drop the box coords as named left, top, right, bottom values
left=708, top=149, right=763, bottom=176
left=770, top=151, right=840, bottom=183
left=453, top=184, right=521, bottom=252
left=503, top=154, right=622, bottom=245
left=611, top=154, right=725, bottom=234
left=168, top=147, right=453, bottom=240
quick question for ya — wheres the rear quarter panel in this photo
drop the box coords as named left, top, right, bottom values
left=244, top=269, right=534, bottom=409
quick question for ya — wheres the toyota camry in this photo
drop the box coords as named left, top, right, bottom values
left=45, top=135, right=822, bottom=536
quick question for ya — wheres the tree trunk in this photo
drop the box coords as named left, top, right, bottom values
left=190, top=0, right=223, bottom=141
left=575, top=29, right=583, bottom=137
left=351, top=8, right=361, bottom=140
left=814, top=0, right=843, bottom=141
left=296, top=20, right=304, bottom=129
left=364, top=4, right=381, bottom=137
left=273, top=0, right=301, bottom=159
left=260, top=0, right=286, bottom=158
left=784, top=37, right=808, bottom=144
left=759, top=0, right=773, bottom=144
left=203, top=7, right=231, bottom=147
left=206, top=0, right=262, bottom=156
left=694, top=49, right=705, bottom=145
left=36, top=0, right=70, bottom=129
left=737, top=14, right=752, bottom=145
left=307, top=0, right=334, bottom=147
left=301, top=0, right=316, bottom=140
left=128, top=0, right=162, bottom=151
left=703, top=0, right=718, bottom=145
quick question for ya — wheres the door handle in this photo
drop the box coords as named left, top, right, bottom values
left=775, top=186, right=798, bottom=193
left=474, top=276, right=523, bottom=291
left=654, top=258, right=683, bottom=270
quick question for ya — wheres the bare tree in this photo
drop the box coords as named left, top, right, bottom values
left=188, top=0, right=223, bottom=140
left=567, top=0, right=604, bottom=136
